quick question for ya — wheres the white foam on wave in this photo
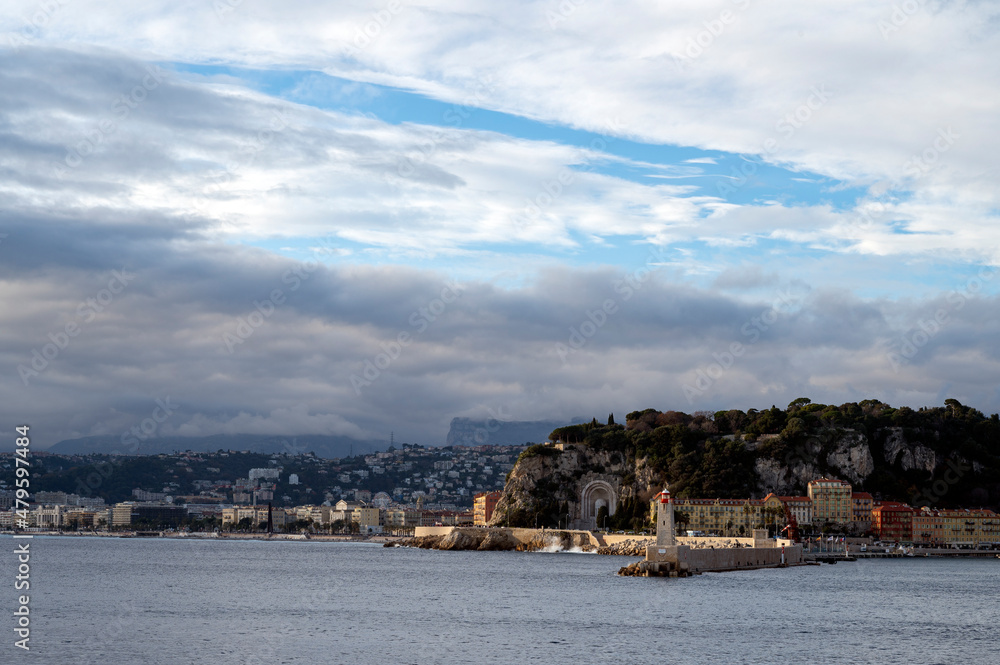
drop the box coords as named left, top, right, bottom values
left=538, top=544, right=597, bottom=554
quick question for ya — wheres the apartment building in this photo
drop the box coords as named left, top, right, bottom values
left=807, top=478, right=853, bottom=524
left=473, top=491, right=502, bottom=526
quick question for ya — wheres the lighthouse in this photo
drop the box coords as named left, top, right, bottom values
left=656, top=487, right=675, bottom=547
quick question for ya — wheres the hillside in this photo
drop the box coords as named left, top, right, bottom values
left=490, top=399, right=1000, bottom=529
left=44, top=433, right=386, bottom=458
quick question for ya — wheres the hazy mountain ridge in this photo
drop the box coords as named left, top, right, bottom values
left=445, top=417, right=577, bottom=447
left=44, top=433, right=386, bottom=459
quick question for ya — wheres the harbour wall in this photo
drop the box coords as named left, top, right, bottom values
left=646, top=543, right=803, bottom=573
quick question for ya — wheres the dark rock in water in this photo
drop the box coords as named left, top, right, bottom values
left=618, top=562, right=644, bottom=576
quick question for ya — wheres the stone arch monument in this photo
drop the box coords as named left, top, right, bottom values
left=579, top=479, right=618, bottom=530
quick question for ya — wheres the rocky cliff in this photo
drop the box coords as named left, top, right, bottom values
left=492, top=416, right=999, bottom=527
left=753, top=428, right=875, bottom=494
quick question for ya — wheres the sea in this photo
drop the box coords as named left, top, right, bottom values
left=4, top=535, right=999, bottom=665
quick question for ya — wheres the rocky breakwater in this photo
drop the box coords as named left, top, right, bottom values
left=389, top=528, right=595, bottom=553
left=597, top=538, right=652, bottom=556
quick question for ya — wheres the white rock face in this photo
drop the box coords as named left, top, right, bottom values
left=826, top=432, right=875, bottom=484
left=753, top=430, right=874, bottom=494
left=882, top=427, right=937, bottom=473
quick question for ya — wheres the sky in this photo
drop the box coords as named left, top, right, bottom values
left=2, top=1, right=999, bottom=449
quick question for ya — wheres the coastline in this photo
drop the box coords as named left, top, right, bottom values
left=3, top=529, right=998, bottom=559
left=0, top=530, right=406, bottom=544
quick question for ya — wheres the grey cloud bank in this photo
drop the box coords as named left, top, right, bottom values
left=2, top=40, right=999, bottom=451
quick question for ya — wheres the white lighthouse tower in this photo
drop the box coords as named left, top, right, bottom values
left=656, top=487, right=675, bottom=547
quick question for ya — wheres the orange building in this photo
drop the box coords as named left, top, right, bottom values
left=852, top=492, right=874, bottom=531
left=474, top=491, right=502, bottom=526
left=872, top=502, right=913, bottom=542
left=913, top=508, right=946, bottom=546
left=913, top=507, right=1000, bottom=548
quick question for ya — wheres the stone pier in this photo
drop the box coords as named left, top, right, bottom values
left=622, top=487, right=804, bottom=577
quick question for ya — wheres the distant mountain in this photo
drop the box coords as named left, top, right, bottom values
left=445, top=417, right=577, bottom=447
left=45, top=434, right=387, bottom=459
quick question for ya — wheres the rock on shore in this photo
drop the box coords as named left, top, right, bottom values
left=389, top=528, right=594, bottom=553
left=597, top=539, right=651, bottom=556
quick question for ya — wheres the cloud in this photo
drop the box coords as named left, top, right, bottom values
left=0, top=46, right=727, bottom=258
left=2, top=3, right=998, bottom=266
left=2, top=5, right=999, bottom=451
left=2, top=219, right=998, bottom=448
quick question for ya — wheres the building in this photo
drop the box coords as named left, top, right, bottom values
left=668, top=498, right=767, bottom=536
left=222, top=506, right=261, bottom=529
left=473, top=491, right=502, bottom=526
left=872, top=502, right=913, bottom=542
left=248, top=468, right=280, bottom=482
left=385, top=509, right=423, bottom=531
left=34, top=491, right=69, bottom=505
left=132, top=489, right=168, bottom=502
left=63, top=509, right=97, bottom=528
left=352, top=506, right=383, bottom=534
left=851, top=492, right=874, bottom=531
left=33, top=505, right=66, bottom=528
left=132, top=504, right=187, bottom=528
left=110, top=502, right=136, bottom=528
left=762, top=494, right=813, bottom=527
left=807, top=478, right=853, bottom=525
left=913, top=507, right=1000, bottom=548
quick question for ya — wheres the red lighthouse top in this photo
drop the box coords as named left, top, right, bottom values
left=659, top=489, right=671, bottom=503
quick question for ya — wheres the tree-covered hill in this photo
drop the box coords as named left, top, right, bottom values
left=540, top=398, right=1000, bottom=510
